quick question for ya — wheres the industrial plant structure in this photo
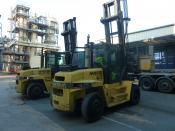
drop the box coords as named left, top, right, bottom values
left=2, top=4, right=59, bottom=72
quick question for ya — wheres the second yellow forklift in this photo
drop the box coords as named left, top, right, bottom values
left=15, top=18, right=78, bottom=99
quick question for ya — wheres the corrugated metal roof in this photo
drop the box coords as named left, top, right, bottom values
left=128, top=24, right=175, bottom=43
left=96, top=24, right=175, bottom=44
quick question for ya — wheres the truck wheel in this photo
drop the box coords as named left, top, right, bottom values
left=81, top=92, right=104, bottom=122
left=130, top=85, right=140, bottom=105
left=157, top=78, right=174, bottom=93
left=26, top=82, right=44, bottom=99
left=140, top=77, right=154, bottom=91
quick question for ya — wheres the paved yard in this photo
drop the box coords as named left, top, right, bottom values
left=0, top=77, right=175, bottom=131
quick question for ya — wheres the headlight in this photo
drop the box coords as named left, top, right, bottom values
left=17, top=76, right=33, bottom=80
left=26, top=77, right=33, bottom=80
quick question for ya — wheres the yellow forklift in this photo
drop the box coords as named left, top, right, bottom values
left=51, top=0, right=140, bottom=122
left=16, top=51, right=67, bottom=99
left=15, top=18, right=78, bottom=99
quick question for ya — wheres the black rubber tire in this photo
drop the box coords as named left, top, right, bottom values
left=26, top=82, right=44, bottom=99
left=140, top=77, right=154, bottom=91
left=130, top=84, right=140, bottom=105
left=157, top=78, right=174, bottom=93
left=50, top=93, right=53, bottom=107
left=81, top=92, right=104, bottom=122
left=49, top=91, right=56, bottom=109
left=49, top=92, right=56, bottom=110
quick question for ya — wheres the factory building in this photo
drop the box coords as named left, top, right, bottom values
left=1, top=5, right=175, bottom=73
left=2, top=5, right=59, bottom=72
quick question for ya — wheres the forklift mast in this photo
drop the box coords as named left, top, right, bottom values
left=100, top=0, right=129, bottom=80
left=61, top=17, right=77, bottom=65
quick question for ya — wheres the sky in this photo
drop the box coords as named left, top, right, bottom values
left=0, top=0, right=175, bottom=48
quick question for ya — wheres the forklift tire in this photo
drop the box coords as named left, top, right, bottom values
left=81, top=92, right=104, bottom=122
left=26, top=82, right=44, bottom=99
left=157, top=77, right=174, bottom=93
left=130, top=85, right=140, bottom=105
left=49, top=93, right=53, bottom=107
left=49, top=92, right=56, bottom=110
left=140, top=77, right=154, bottom=91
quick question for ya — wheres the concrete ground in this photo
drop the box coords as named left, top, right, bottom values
left=0, top=77, right=175, bottom=131
left=0, top=72, right=16, bottom=79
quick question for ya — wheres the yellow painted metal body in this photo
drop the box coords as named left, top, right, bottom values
left=52, top=88, right=85, bottom=112
left=139, top=56, right=153, bottom=71
left=52, top=68, right=133, bottom=112
left=103, top=81, right=132, bottom=107
left=16, top=68, right=52, bottom=94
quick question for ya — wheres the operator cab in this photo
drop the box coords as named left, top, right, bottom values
left=92, top=43, right=122, bottom=84
left=57, top=42, right=123, bottom=84
left=45, top=52, right=67, bottom=77
left=46, top=50, right=85, bottom=74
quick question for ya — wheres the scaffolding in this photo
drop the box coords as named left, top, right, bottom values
left=3, top=4, right=59, bottom=72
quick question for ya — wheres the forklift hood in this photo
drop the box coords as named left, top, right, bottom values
left=54, top=68, right=104, bottom=85
left=17, top=68, right=51, bottom=79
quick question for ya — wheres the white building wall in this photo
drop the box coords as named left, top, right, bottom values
left=30, top=55, right=41, bottom=68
